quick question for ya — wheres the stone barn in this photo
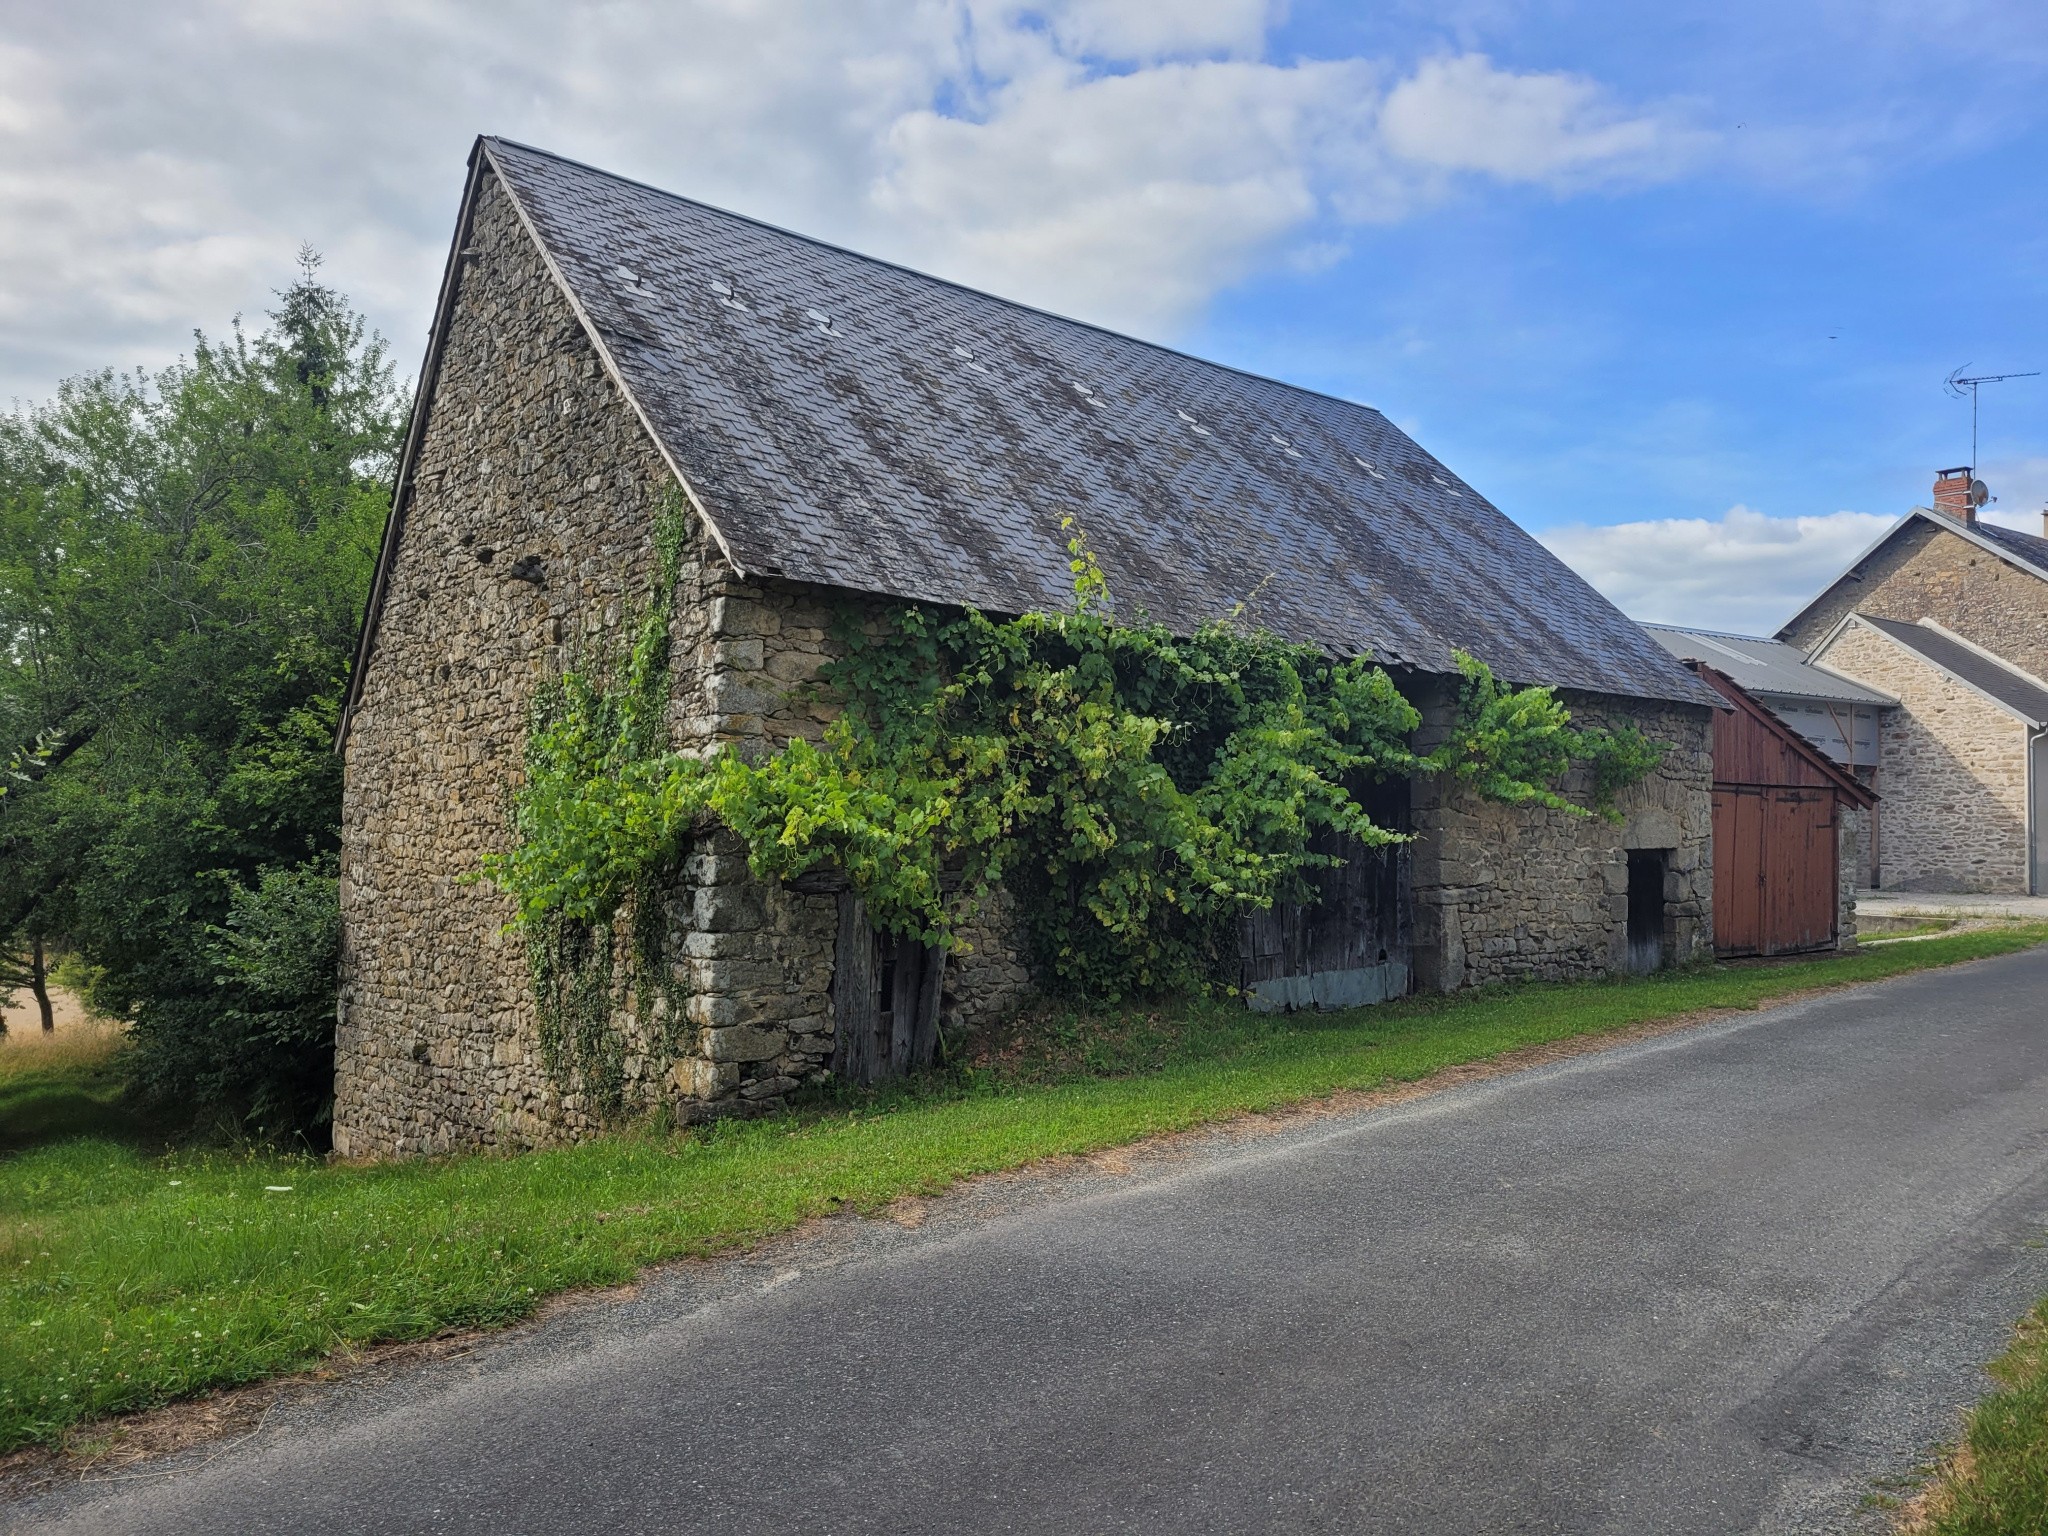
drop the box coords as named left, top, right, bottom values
left=332, top=137, right=1717, bottom=1158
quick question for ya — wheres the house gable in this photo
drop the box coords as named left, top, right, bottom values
left=1779, top=510, right=2048, bottom=679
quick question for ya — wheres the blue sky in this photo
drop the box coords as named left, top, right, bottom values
left=1, top=0, right=2042, bottom=633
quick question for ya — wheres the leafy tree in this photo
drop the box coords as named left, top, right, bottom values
left=0, top=933, right=54, bottom=1035
left=0, top=252, right=403, bottom=1139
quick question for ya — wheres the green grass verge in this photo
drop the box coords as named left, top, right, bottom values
left=1913, top=1299, right=2048, bottom=1533
left=4, top=925, right=2046, bottom=1455
left=0, top=1026, right=153, bottom=1158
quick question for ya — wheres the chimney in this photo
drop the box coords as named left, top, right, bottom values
left=1932, top=466, right=1979, bottom=525
left=2040, top=506, right=2047, bottom=539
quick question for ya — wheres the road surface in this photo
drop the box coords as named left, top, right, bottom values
left=18, top=947, right=2048, bottom=1534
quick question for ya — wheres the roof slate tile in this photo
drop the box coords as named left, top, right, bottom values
left=481, top=138, right=1712, bottom=706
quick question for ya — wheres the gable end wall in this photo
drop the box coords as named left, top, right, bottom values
left=1814, top=624, right=2031, bottom=894
left=1784, top=518, right=2048, bottom=678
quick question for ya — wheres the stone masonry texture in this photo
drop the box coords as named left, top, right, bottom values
left=336, top=174, right=1715, bottom=1157
left=336, top=171, right=1033, bottom=1157
left=1408, top=685, right=1715, bottom=990
left=1784, top=515, right=2048, bottom=679
left=1815, top=621, right=2030, bottom=893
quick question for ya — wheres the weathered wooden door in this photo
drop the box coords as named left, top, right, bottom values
left=830, top=894, right=945, bottom=1085
left=1238, top=778, right=1410, bottom=1012
left=1713, top=786, right=1837, bottom=957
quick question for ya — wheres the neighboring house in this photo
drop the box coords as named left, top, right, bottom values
left=332, top=137, right=1717, bottom=1158
left=1684, top=662, right=1876, bottom=956
left=1806, top=616, right=2048, bottom=895
left=1778, top=469, right=2048, bottom=894
left=1644, top=624, right=1893, bottom=885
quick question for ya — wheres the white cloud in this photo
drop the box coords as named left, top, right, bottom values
left=1378, top=53, right=1701, bottom=188
left=982, top=0, right=1284, bottom=62
left=0, top=2, right=1702, bottom=402
left=1980, top=456, right=2048, bottom=535
left=873, top=59, right=1372, bottom=330
left=1541, top=505, right=1896, bottom=634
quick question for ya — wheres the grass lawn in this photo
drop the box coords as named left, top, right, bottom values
left=5, top=926, right=2047, bottom=1456
left=1908, top=1300, right=2048, bottom=1533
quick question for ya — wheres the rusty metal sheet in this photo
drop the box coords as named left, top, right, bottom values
left=484, top=138, right=1715, bottom=706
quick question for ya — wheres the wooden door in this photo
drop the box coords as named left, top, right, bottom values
left=1713, top=787, right=1764, bottom=956
left=1765, top=788, right=1837, bottom=955
left=1714, top=785, right=1837, bottom=957
left=1239, top=777, right=1410, bottom=1012
left=830, top=894, right=945, bottom=1085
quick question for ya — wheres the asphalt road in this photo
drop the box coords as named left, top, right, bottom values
left=20, top=948, right=2048, bottom=1535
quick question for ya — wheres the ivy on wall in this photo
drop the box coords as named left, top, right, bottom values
left=484, top=511, right=1665, bottom=1091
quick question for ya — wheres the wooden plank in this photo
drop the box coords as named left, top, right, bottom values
left=1754, top=789, right=1837, bottom=956
left=909, top=944, right=946, bottom=1073
left=1714, top=787, right=1765, bottom=956
left=830, top=893, right=877, bottom=1085
left=1240, top=776, right=1411, bottom=1011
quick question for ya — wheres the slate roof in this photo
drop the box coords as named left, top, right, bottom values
left=1972, top=519, right=2048, bottom=572
left=358, top=137, right=1717, bottom=711
left=1641, top=624, right=1894, bottom=706
left=1854, top=617, right=2048, bottom=726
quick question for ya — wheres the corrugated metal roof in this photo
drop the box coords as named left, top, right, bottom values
left=1642, top=624, right=1895, bottom=706
left=1854, top=617, right=2048, bottom=726
left=479, top=139, right=1713, bottom=707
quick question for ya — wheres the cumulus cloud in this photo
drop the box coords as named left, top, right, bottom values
left=1378, top=54, right=1702, bottom=189
left=1980, top=456, right=2048, bottom=536
left=1541, top=505, right=1896, bottom=634
left=0, top=1, right=1700, bottom=402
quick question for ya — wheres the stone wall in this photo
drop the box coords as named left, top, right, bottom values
left=336, top=171, right=700, bottom=1157
left=1784, top=514, right=2048, bottom=679
left=1837, top=805, right=1866, bottom=946
left=337, top=169, right=1033, bottom=1156
left=1814, top=621, right=2030, bottom=893
left=1408, top=686, right=1715, bottom=990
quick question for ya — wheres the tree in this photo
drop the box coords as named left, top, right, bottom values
left=0, top=933, right=53, bottom=1035
left=0, top=255, right=404, bottom=1137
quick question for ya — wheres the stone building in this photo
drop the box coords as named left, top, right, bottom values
left=1807, top=616, right=2047, bottom=894
left=1778, top=470, right=2048, bottom=893
left=332, top=138, right=1717, bottom=1158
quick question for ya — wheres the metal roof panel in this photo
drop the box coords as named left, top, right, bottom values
left=1642, top=624, right=1896, bottom=706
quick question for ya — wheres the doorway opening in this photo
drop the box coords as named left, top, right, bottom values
left=1626, top=849, right=1669, bottom=974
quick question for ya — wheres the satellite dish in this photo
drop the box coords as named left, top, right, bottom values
left=1968, top=479, right=1991, bottom=507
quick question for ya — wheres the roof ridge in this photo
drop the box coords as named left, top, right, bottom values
left=480, top=136, right=1395, bottom=427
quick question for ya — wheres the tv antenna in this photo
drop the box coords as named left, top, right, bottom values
left=1945, top=365, right=2039, bottom=468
